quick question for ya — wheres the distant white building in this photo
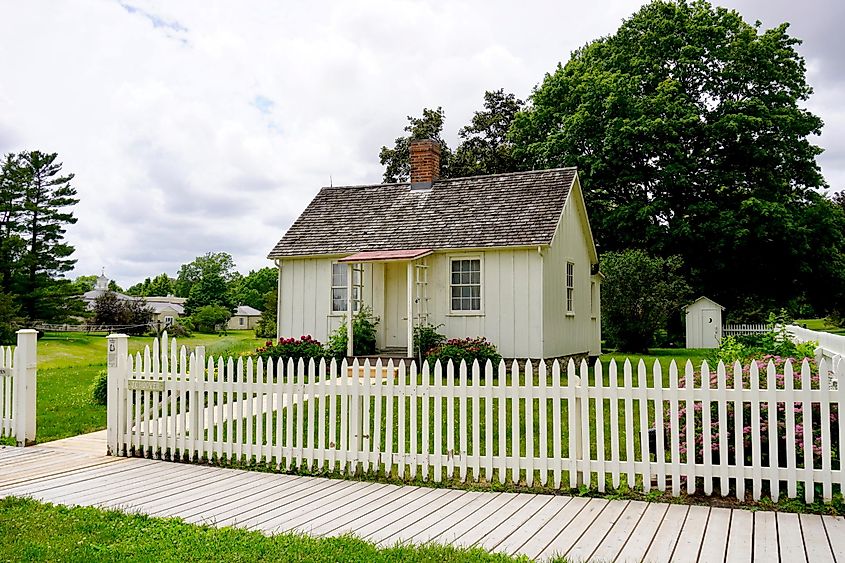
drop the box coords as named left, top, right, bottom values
left=227, top=305, right=262, bottom=330
left=82, top=273, right=186, bottom=326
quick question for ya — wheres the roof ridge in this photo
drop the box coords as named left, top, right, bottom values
left=320, top=167, right=576, bottom=190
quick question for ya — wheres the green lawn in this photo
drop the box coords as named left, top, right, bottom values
left=0, top=497, right=524, bottom=563
left=34, top=331, right=263, bottom=443
left=30, top=336, right=705, bottom=446
left=208, top=347, right=708, bottom=490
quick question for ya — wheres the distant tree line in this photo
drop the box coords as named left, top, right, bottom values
left=118, top=252, right=277, bottom=336
left=379, top=0, right=845, bottom=349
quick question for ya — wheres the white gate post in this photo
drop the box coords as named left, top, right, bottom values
left=107, top=334, right=129, bottom=455
left=13, top=329, right=37, bottom=446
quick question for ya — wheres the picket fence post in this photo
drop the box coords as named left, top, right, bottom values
left=13, top=329, right=37, bottom=446
left=571, top=361, right=585, bottom=487
left=106, top=334, right=129, bottom=455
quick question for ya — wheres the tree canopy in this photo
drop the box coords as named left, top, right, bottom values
left=379, top=107, right=451, bottom=183
left=510, top=0, right=839, bottom=317
left=0, top=151, right=82, bottom=323
left=451, top=89, right=524, bottom=178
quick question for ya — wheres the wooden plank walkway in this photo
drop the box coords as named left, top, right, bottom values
left=1, top=436, right=843, bottom=562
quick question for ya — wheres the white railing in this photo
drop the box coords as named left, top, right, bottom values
left=787, top=325, right=845, bottom=378
left=108, top=333, right=845, bottom=504
left=722, top=323, right=771, bottom=337
left=0, top=330, right=38, bottom=446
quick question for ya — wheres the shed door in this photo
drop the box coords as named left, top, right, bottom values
left=384, top=262, right=407, bottom=349
left=701, top=308, right=718, bottom=348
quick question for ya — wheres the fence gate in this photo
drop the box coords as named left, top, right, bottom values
left=0, top=329, right=38, bottom=446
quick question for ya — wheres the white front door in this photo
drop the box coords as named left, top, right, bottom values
left=384, top=262, right=407, bottom=349
left=701, top=308, right=718, bottom=348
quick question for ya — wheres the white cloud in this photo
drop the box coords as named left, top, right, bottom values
left=0, top=0, right=841, bottom=287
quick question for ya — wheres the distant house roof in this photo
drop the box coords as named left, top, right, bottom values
left=268, top=168, right=577, bottom=258
left=235, top=305, right=262, bottom=317
left=82, top=289, right=185, bottom=315
left=147, top=301, right=184, bottom=315
left=82, top=288, right=129, bottom=302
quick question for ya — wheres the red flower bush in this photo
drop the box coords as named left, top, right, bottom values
left=426, top=337, right=502, bottom=368
left=254, top=335, right=325, bottom=364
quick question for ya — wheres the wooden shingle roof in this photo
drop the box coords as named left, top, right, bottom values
left=268, top=167, right=577, bottom=258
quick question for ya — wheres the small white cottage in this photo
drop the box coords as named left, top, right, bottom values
left=268, top=139, right=601, bottom=360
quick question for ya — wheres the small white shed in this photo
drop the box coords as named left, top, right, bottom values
left=684, top=296, right=724, bottom=349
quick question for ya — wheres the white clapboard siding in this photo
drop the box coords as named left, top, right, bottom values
left=110, top=333, right=845, bottom=505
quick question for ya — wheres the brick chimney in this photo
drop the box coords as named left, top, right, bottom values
left=409, top=139, right=441, bottom=187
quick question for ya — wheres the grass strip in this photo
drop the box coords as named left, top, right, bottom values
left=0, top=496, right=532, bottom=562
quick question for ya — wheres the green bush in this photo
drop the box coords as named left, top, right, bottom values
left=426, top=337, right=502, bottom=369
left=165, top=322, right=192, bottom=338
left=325, top=306, right=380, bottom=358
left=413, top=324, right=446, bottom=359
left=601, top=250, right=691, bottom=353
left=90, top=370, right=108, bottom=406
left=190, top=304, right=231, bottom=333
left=254, top=317, right=276, bottom=339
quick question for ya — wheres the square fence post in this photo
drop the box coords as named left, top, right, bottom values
left=107, top=334, right=129, bottom=455
left=13, top=329, right=38, bottom=446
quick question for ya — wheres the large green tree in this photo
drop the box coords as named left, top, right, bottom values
left=0, top=151, right=81, bottom=322
left=228, top=267, right=276, bottom=311
left=451, top=89, right=524, bottom=178
left=174, top=252, right=236, bottom=298
left=179, top=252, right=237, bottom=315
left=379, top=107, right=451, bottom=183
left=510, top=0, right=833, bottom=316
left=379, top=91, right=525, bottom=183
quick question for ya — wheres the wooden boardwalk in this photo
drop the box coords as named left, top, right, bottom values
left=1, top=436, right=843, bottom=562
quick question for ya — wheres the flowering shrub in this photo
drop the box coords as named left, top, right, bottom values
left=325, top=307, right=380, bottom=358
left=426, top=337, right=502, bottom=368
left=666, top=355, right=840, bottom=470
left=254, top=335, right=325, bottom=364
left=413, top=324, right=446, bottom=359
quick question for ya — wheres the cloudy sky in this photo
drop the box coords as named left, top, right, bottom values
left=0, top=0, right=842, bottom=287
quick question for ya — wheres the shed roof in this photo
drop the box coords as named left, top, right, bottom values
left=268, top=168, right=577, bottom=258
left=684, top=296, right=725, bottom=310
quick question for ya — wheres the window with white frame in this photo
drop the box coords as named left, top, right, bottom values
left=566, top=262, right=575, bottom=314
left=331, top=263, right=361, bottom=313
left=450, top=258, right=481, bottom=312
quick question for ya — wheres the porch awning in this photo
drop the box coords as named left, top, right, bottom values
left=338, top=248, right=432, bottom=263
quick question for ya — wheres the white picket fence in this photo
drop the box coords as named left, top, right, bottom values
left=0, top=330, right=38, bottom=446
left=107, top=333, right=844, bottom=504
left=722, top=323, right=771, bottom=337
